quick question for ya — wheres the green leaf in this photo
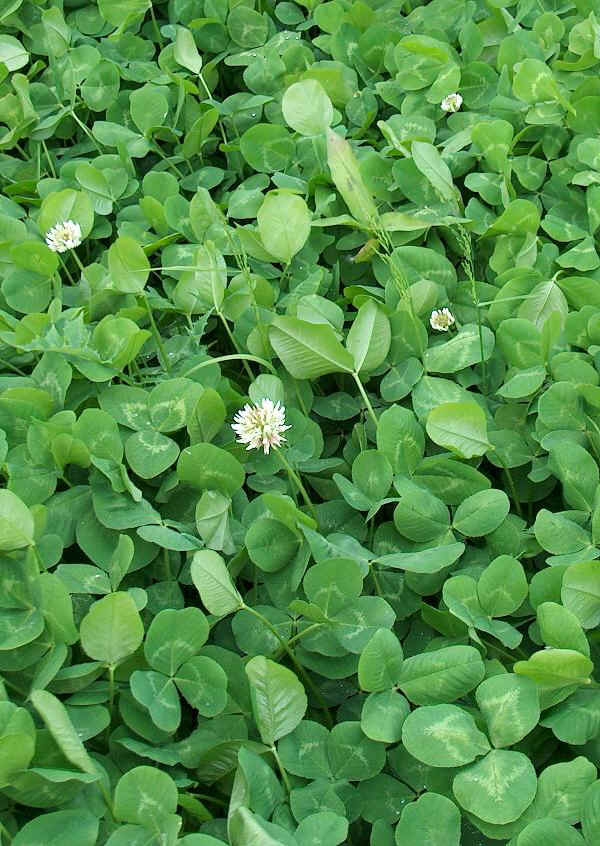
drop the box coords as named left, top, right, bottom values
left=0, top=489, right=34, bottom=549
left=38, top=189, right=94, bottom=239
left=173, top=242, right=227, bottom=312
left=177, top=443, right=245, bottom=495
left=174, top=655, right=228, bottom=716
left=79, top=592, right=144, bottom=668
left=144, top=607, right=208, bottom=675
left=174, top=26, right=203, bottom=74
left=513, top=58, right=560, bottom=104
left=537, top=601, right=590, bottom=656
left=124, top=430, right=179, bottom=479
left=130, top=85, right=168, bottom=136
left=269, top=316, right=354, bottom=379
left=472, top=119, right=513, bottom=172
left=0, top=703, right=36, bottom=788
left=476, top=674, right=540, bottom=748
left=296, top=811, right=348, bottom=846
left=278, top=720, right=331, bottom=780
left=376, top=405, right=425, bottom=475
left=395, top=793, right=461, bottom=846
left=483, top=199, right=541, bottom=238
left=398, top=645, right=485, bottom=705
left=453, top=749, right=537, bottom=824
left=97, top=0, right=150, bottom=29
left=282, top=80, right=333, bottom=136
left=229, top=807, right=296, bottom=846
left=114, top=766, right=178, bottom=826
left=327, top=721, right=386, bottom=781
left=191, top=550, right=243, bottom=616
left=548, top=442, right=598, bottom=511
left=477, top=555, right=528, bottom=617
left=326, top=128, right=378, bottom=226
left=240, top=124, right=295, bottom=173
left=402, top=704, right=490, bottom=767
left=12, top=811, right=99, bottom=846
left=583, top=780, right=600, bottom=844
left=257, top=191, right=311, bottom=264
left=453, top=489, right=510, bottom=537
left=245, top=656, right=307, bottom=745
left=108, top=236, right=150, bottom=294
left=358, top=628, right=404, bottom=692
left=514, top=649, right=594, bottom=709
left=561, top=561, right=600, bottom=628
left=227, top=6, right=268, bottom=47
left=426, top=402, right=491, bottom=459
left=333, top=595, right=396, bottom=653
left=517, top=818, right=585, bottom=846
left=346, top=300, right=391, bottom=374
left=30, top=690, right=97, bottom=775
left=412, top=141, right=457, bottom=202
left=361, top=690, right=410, bottom=743
left=130, top=669, right=181, bottom=732
left=246, top=517, right=301, bottom=573
left=376, top=542, right=464, bottom=574
left=424, top=324, right=495, bottom=373
left=540, top=688, right=600, bottom=744
left=393, top=478, right=450, bottom=542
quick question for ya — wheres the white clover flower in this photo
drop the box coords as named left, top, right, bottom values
left=45, top=220, right=82, bottom=253
left=232, top=398, right=291, bottom=455
left=441, top=93, right=463, bottom=113
left=430, top=308, right=455, bottom=331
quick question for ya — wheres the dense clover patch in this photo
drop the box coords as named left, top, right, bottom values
left=2, top=0, right=600, bottom=844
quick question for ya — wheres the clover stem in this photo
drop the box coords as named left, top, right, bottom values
left=190, top=792, right=229, bottom=808
left=98, top=780, right=115, bottom=818
left=490, top=448, right=523, bottom=518
left=52, top=273, right=62, bottom=303
left=274, top=447, right=318, bottom=525
left=70, top=109, right=104, bottom=154
left=370, top=564, right=384, bottom=598
left=271, top=745, right=291, bottom=793
left=242, top=605, right=333, bottom=728
left=480, top=637, right=528, bottom=663
left=2, top=676, right=27, bottom=698
left=458, top=225, right=488, bottom=394
left=272, top=623, right=324, bottom=660
left=41, top=139, right=56, bottom=178
left=353, top=372, right=378, bottom=429
left=108, top=665, right=115, bottom=713
left=368, top=518, right=375, bottom=550
left=0, top=819, right=13, bottom=843
left=0, top=357, right=27, bottom=377
left=149, top=3, right=164, bottom=46
left=217, top=311, right=254, bottom=381
left=197, top=73, right=229, bottom=148
left=475, top=304, right=488, bottom=395
left=142, top=293, right=171, bottom=373
left=70, top=249, right=88, bottom=287
left=57, top=254, right=75, bottom=284
left=285, top=623, right=323, bottom=648
left=181, top=353, right=276, bottom=379
left=502, top=466, right=523, bottom=519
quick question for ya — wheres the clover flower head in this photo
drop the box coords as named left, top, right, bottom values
left=232, top=398, right=291, bottom=454
left=430, top=307, right=455, bottom=331
left=441, top=93, right=463, bottom=113
left=45, top=220, right=82, bottom=253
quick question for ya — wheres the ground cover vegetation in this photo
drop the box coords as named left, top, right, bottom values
left=2, top=0, right=600, bottom=843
